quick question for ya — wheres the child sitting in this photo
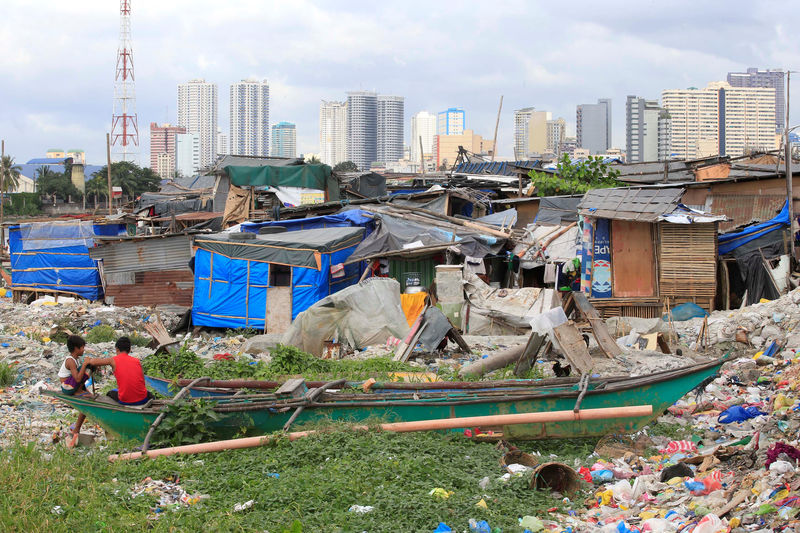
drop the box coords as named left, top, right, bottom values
left=57, top=335, right=91, bottom=447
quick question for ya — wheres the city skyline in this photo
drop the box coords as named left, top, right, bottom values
left=3, top=1, right=800, bottom=165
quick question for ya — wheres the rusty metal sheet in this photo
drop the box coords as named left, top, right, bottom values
left=89, top=234, right=192, bottom=274
left=710, top=194, right=784, bottom=232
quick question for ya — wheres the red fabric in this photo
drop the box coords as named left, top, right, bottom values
left=113, top=353, right=147, bottom=403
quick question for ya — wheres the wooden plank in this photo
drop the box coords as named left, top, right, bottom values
left=552, top=323, right=594, bottom=375
left=572, top=292, right=623, bottom=358
left=513, top=332, right=546, bottom=377
left=611, top=220, right=656, bottom=297
left=266, top=287, right=292, bottom=334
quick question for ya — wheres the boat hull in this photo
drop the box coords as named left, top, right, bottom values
left=46, top=358, right=724, bottom=441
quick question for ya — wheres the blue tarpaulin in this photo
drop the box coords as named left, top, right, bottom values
left=718, top=200, right=790, bottom=256
left=9, top=222, right=127, bottom=300
left=240, top=209, right=374, bottom=235
left=192, top=227, right=365, bottom=329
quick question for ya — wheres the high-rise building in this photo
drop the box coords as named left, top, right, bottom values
left=437, top=107, right=465, bottom=136
left=319, top=100, right=347, bottom=166
left=149, top=122, right=186, bottom=178
left=377, top=95, right=404, bottom=164
left=175, top=132, right=201, bottom=177
left=576, top=98, right=612, bottom=155
left=411, top=111, right=436, bottom=166
left=727, top=68, right=785, bottom=132
left=625, top=96, right=671, bottom=162
left=513, top=108, right=553, bottom=158
left=546, top=118, right=566, bottom=156
left=230, top=78, right=270, bottom=157
left=658, top=110, right=673, bottom=161
left=271, top=122, right=297, bottom=158
left=559, top=137, right=578, bottom=158
left=662, top=82, right=777, bottom=159
left=216, top=127, right=228, bottom=156
left=177, top=79, right=218, bottom=169
left=346, top=91, right=378, bottom=171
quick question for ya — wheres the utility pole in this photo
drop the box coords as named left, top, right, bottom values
left=419, top=136, right=426, bottom=176
left=787, top=71, right=794, bottom=260
left=106, top=133, right=113, bottom=215
left=490, top=95, right=503, bottom=163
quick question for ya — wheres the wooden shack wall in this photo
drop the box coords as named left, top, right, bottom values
left=657, top=222, right=717, bottom=312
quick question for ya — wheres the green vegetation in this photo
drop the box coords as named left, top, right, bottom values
left=528, top=154, right=622, bottom=196
left=4, top=193, right=42, bottom=216
left=128, top=334, right=152, bottom=348
left=85, top=325, right=117, bottom=344
left=332, top=160, right=358, bottom=173
left=142, top=344, right=419, bottom=383
left=151, top=399, right=223, bottom=447
left=0, top=430, right=589, bottom=531
left=0, top=155, right=21, bottom=193
left=0, top=362, right=15, bottom=386
left=85, top=161, right=160, bottom=201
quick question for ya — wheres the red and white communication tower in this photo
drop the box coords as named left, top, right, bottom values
left=111, top=0, right=139, bottom=160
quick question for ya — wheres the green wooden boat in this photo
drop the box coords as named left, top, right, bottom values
left=44, top=356, right=725, bottom=441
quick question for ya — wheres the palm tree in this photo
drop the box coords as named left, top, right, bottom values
left=305, top=155, right=321, bottom=165
left=0, top=155, right=21, bottom=193
left=36, top=165, right=55, bottom=193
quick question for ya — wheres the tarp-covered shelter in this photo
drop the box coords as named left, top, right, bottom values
left=192, top=227, right=365, bottom=330
left=226, top=164, right=340, bottom=202
left=10, top=221, right=128, bottom=300
left=718, top=200, right=791, bottom=306
left=240, top=209, right=374, bottom=234
left=578, top=187, right=725, bottom=317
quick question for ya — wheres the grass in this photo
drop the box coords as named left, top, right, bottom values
left=86, top=325, right=117, bottom=344
left=0, top=361, right=15, bottom=386
left=0, top=430, right=592, bottom=531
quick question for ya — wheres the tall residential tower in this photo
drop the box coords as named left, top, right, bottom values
left=727, top=68, right=785, bottom=132
left=625, top=96, right=671, bottom=162
left=411, top=111, right=436, bottom=167
left=576, top=99, right=612, bottom=155
left=346, top=91, right=378, bottom=171
left=230, top=79, right=270, bottom=157
left=271, top=122, right=297, bottom=158
left=377, top=95, right=404, bottom=164
left=177, top=79, right=218, bottom=168
left=319, top=100, right=347, bottom=166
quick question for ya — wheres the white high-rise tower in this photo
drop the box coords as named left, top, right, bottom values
left=411, top=111, right=436, bottom=166
left=230, top=79, right=270, bottom=157
left=177, top=79, right=218, bottom=168
left=319, top=100, right=347, bottom=165
left=377, top=95, right=404, bottom=164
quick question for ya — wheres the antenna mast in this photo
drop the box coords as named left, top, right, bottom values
left=111, top=0, right=139, bottom=160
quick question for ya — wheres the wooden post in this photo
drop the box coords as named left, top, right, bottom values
left=490, top=96, right=503, bottom=162
left=419, top=136, right=426, bottom=175
left=105, top=133, right=113, bottom=215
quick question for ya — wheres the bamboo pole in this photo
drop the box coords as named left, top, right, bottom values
left=108, top=404, right=653, bottom=461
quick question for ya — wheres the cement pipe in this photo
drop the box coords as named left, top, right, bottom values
left=108, top=404, right=652, bottom=462
left=459, top=344, right=526, bottom=378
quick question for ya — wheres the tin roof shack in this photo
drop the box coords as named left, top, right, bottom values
left=192, top=226, right=365, bottom=332
left=9, top=221, right=128, bottom=301
left=217, top=158, right=340, bottom=226
left=89, top=233, right=195, bottom=310
left=578, top=187, right=724, bottom=318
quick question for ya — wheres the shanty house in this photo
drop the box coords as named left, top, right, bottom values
left=191, top=227, right=364, bottom=331
left=9, top=221, right=127, bottom=301
left=578, top=187, right=724, bottom=318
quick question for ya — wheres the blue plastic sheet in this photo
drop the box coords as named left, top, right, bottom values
left=719, top=200, right=789, bottom=256
left=718, top=405, right=767, bottom=424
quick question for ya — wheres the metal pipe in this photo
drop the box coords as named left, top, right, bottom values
left=109, top=404, right=653, bottom=461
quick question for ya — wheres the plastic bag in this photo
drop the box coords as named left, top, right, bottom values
left=717, top=405, right=766, bottom=424
left=692, top=513, right=722, bottom=533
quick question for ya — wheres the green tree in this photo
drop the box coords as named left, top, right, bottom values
left=528, top=154, right=623, bottom=196
left=305, top=155, right=321, bottom=165
left=93, top=161, right=160, bottom=199
left=0, top=155, right=21, bottom=193
left=85, top=174, right=109, bottom=204
left=37, top=167, right=80, bottom=200
left=332, top=161, right=358, bottom=173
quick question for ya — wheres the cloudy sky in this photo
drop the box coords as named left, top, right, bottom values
left=1, top=0, right=799, bottom=166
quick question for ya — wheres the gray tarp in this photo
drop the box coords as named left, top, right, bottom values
left=281, top=277, right=410, bottom=356
left=194, top=227, right=364, bottom=269
left=535, top=197, right=581, bottom=224
left=346, top=213, right=501, bottom=262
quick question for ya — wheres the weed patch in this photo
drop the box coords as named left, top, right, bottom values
left=86, top=324, right=116, bottom=344
left=0, top=362, right=15, bottom=386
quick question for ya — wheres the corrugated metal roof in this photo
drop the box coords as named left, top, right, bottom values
left=452, top=160, right=540, bottom=176
left=578, top=187, right=684, bottom=221
left=710, top=193, right=786, bottom=232
left=89, top=234, right=192, bottom=274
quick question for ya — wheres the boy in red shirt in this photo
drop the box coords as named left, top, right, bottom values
left=87, top=337, right=151, bottom=405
